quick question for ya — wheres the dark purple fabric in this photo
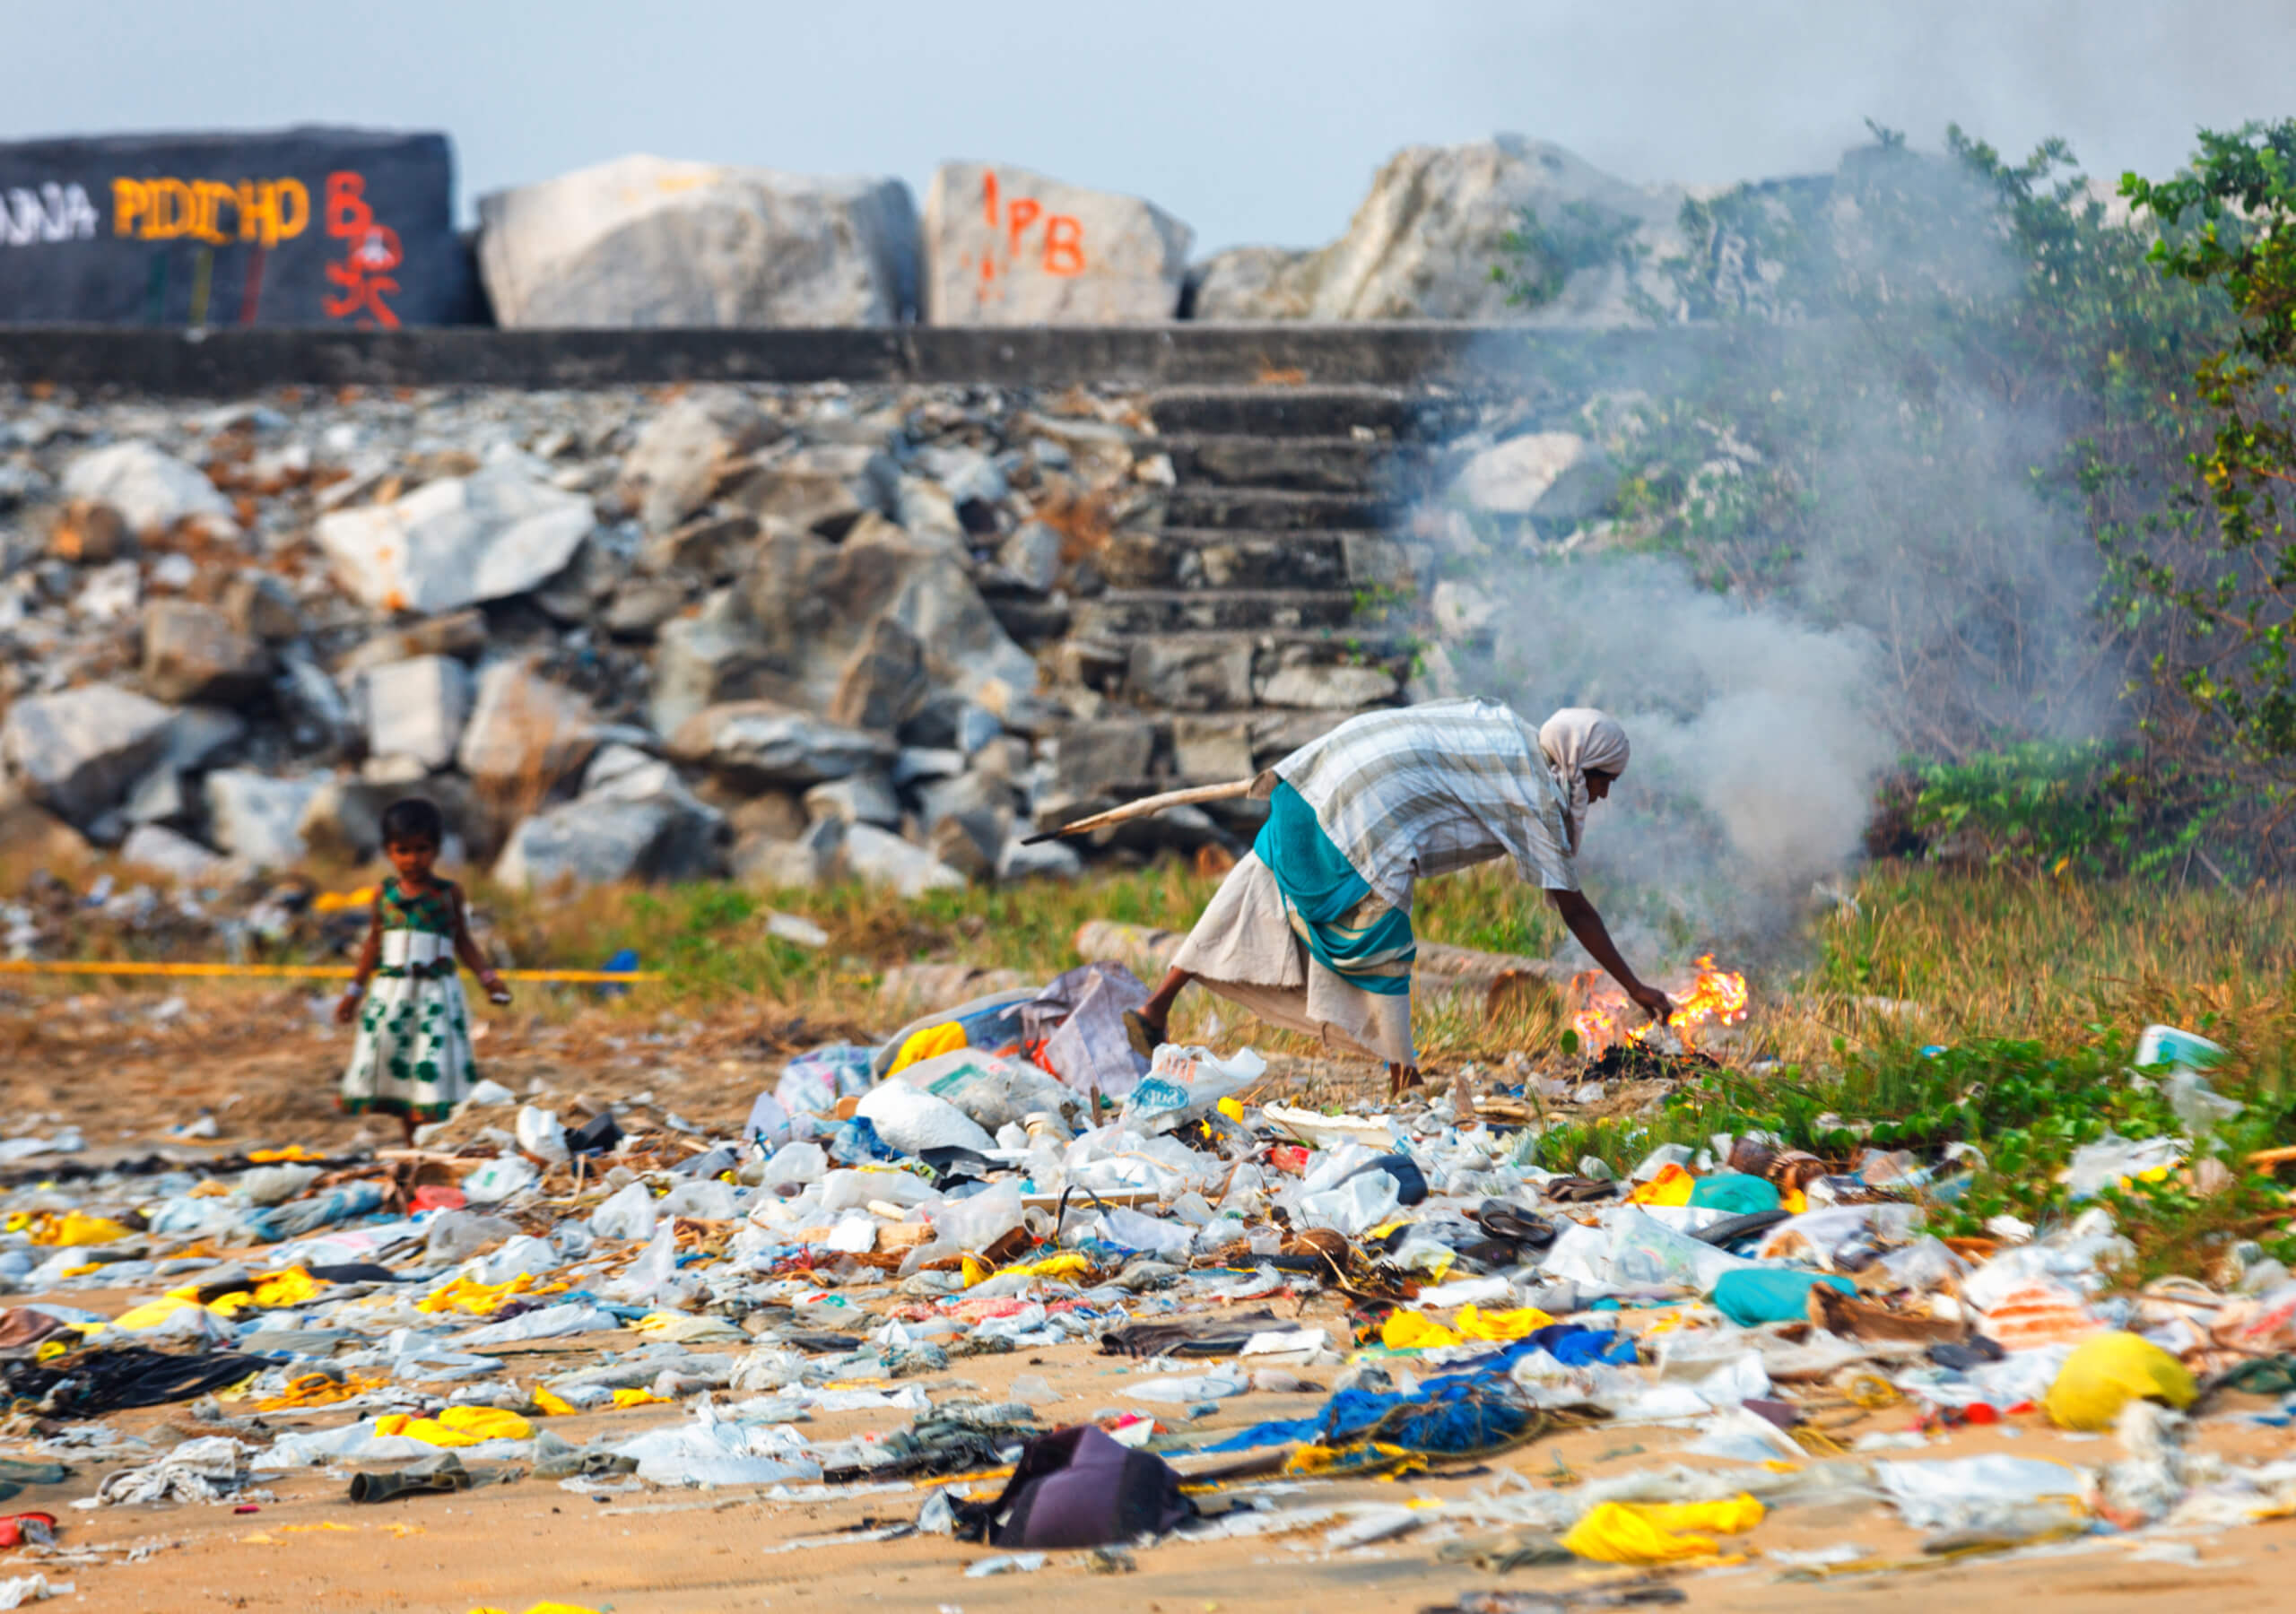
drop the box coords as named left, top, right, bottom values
left=988, top=1424, right=1193, bottom=1549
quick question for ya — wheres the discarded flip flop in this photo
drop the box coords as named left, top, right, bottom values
left=1122, top=1009, right=1166, bottom=1060
left=1473, top=1202, right=1557, bottom=1247
left=0, top=1513, right=57, bottom=1549
left=1544, top=1176, right=1621, bottom=1204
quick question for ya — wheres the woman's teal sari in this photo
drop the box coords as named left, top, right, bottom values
left=1253, top=781, right=1415, bottom=995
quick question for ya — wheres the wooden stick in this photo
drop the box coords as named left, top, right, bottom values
left=1021, top=778, right=1255, bottom=844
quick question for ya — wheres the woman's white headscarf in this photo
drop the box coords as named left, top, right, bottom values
left=1537, top=707, right=1631, bottom=851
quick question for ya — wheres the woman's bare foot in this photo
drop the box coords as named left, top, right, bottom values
left=1386, top=1063, right=1423, bottom=1100
left=1123, top=1008, right=1167, bottom=1060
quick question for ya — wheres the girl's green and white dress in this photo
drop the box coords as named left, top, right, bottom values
left=339, top=877, right=477, bottom=1122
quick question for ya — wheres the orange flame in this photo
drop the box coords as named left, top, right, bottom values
left=1573, top=954, right=1749, bottom=1056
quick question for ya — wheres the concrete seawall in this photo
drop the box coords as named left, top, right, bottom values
left=0, top=322, right=1741, bottom=394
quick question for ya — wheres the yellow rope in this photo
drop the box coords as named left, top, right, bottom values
left=0, top=960, right=659, bottom=983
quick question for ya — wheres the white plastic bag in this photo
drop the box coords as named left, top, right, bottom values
left=927, top=1182, right=1023, bottom=1252
left=893, top=1048, right=1075, bottom=1132
left=757, top=1140, right=827, bottom=1187
left=588, top=1180, right=659, bottom=1241
left=1121, top=1044, right=1265, bottom=1132
left=460, top=1154, right=539, bottom=1206
left=1295, top=1171, right=1401, bottom=1237
left=515, top=1106, right=570, bottom=1163
left=658, top=1179, right=738, bottom=1220
left=1608, top=1205, right=1760, bottom=1292
left=855, top=1083, right=996, bottom=1155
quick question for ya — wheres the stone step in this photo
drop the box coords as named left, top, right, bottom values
left=1100, top=527, right=1347, bottom=590
left=1148, top=385, right=1468, bottom=439
left=1048, top=704, right=1380, bottom=794
left=1056, top=627, right=1416, bottom=718
left=1160, top=485, right=1409, bottom=532
left=1159, top=434, right=1435, bottom=494
left=1074, top=587, right=1362, bottom=637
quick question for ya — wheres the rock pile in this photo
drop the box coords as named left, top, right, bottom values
left=0, top=351, right=1669, bottom=898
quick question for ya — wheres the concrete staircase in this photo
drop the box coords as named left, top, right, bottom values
left=1042, top=385, right=1469, bottom=836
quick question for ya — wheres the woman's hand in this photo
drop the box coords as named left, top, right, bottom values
left=480, top=970, right=511, bottom=1006
left=1628, top=982, right=1676, bottom=1025
left=334, top=988, right=363, bottom=1026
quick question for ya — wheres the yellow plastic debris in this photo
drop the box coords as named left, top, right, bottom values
left=888, top=1020, right=967, bottom=1075
left=1378, top=1306, right=1555, bottom=1350
left=371, top=1406, right=534, bottom=1446
left=609, top=1388, right=673, bottom=1409
left=1216, top=1097, right=1246, bottom=1122
left=258, top=1372, right=388, bottom=1411
left=109, top=1293, right=219, bottom=1332
left=248, top=1145, right=329, bottom=1163
left=1454, top=1305, right=1554, bottom=1341
left=313, top=886, right=376, bottom=915
left=1561, top=1494, right=1765, bottom=1563
left=1627, top=1164, right=1696, bottom=1208
left=996, top=1253, right=1092, bottom=1280
left=417, top=1272, right=560, bottom=1316
left=1378, top=1311, right=1460, bottom=1350
left=12, top=1210, right=133, bottom=1246
left=2044, top=1330, right=2198, bottom=1431
left=531, top=1388, right=578, bottom=1417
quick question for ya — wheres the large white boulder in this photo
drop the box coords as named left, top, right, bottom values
left=1, top=684, right=176, bottom=826
left=1453, top=431, right=1619, bottom=521
left=119, top=822, right=235, bottom=884
left=1190, top=134, right=1682, bottom=324
left=923, top=161, right=1192, bottom=325
left=456, top=662, right=596, bottom=792
left=668, top=702, right=895, bottom=787
left=141, top=601, right=270, bottom=705
left=361, top=655, right=473, bottom=771
left=315, top=458, right=595, bottom=616
left=841, top=822, right=967, bottom=898
left=61, top=442, right=236, bottom=535
left=204, top=769, right=325, bottom=869
left=492, top=743, right=724, bottom=889
left=478, top=154, right=919, bottom=327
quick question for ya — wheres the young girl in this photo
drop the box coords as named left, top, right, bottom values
left=335, top=798, right=510, bottom=1143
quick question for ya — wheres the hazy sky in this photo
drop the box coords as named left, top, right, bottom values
left=16, top=1, right=2293, bottom=253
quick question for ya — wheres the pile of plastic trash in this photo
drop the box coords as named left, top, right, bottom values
left=3, top=974, right=2295, bottom=1602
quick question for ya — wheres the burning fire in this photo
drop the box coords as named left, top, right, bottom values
left=1573, top=954, right=1749, bottom=1056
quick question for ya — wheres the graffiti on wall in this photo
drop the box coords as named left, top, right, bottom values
left=0, top=131, right=480, bottom=327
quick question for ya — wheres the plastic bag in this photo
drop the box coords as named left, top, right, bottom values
left=1096, top=1205, right=1195, bottom=1259
left=1709, top=1270, right=1853, bottom=1327
left=1296, top=1170, right=1401, bottom=1236
left=2043, top=1331, right=2197, bottom=1431
left=1122, top=1044, right=1265, bottom=1133
left=424, top=1210, right=521, bottom=1264
left=2063, top=1134, right=2185, bottom=1201
left=1874, top=1454, right=2087, bottom=1531
left=892, top=1047, right=1076, bottom=1132
left=514, top=1106, right=570, bottom=1163
left=1609, top=1206, right=1760, bottom=1292
left=237, top=1164, right=320, bottom=1206
left=657, top=1179, right=738, bottom=1221
left=1561, top=1494, right=1764, bottom=1563
left=756, top=1141, right=827, bottom=1187
left=776, top=1044, right=875, bottom=1115
left=927, top=1182, right=1023, bottom=1253
left=742, top=1090, right=793, bottom=1150
left=854, top=1083, right=996, bottom=1156
left=588, top=1181, right=659, bottom=1241
left=459, top=1157, right=538, bottom=1206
